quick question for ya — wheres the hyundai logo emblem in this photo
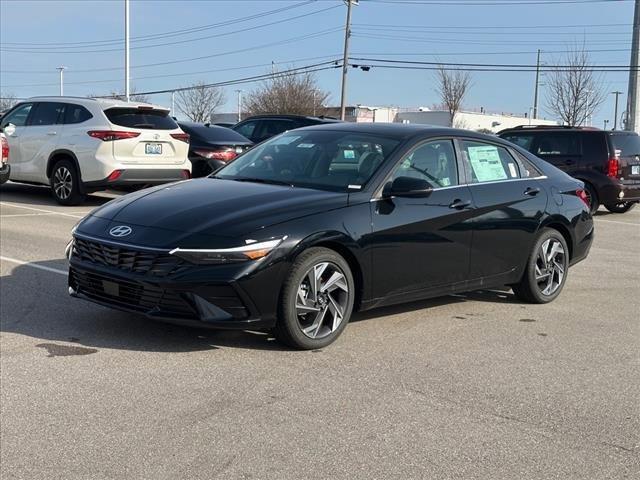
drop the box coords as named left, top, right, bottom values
left=109, top=225, right=132, bottom=237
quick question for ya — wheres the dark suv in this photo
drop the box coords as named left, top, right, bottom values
left=232, top=115, right=340, bottom=144
left=498, top=126, right=640, bottom=213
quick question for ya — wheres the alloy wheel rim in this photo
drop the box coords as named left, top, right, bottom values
left=535, top=238, right=566, bottom=296
left=296, top=262, right=349, bottom=339
left=53, top=167, right=73, bottom=200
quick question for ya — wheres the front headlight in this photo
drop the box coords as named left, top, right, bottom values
left=169, top=237, right=286, bottom=265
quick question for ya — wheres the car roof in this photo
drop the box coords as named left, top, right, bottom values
left=497, top=125, right=600, bottom=134
left=24, top=96, right=169, bottom=112
left=238, top=114, right=341, bottom=123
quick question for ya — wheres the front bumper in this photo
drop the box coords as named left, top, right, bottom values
left=67, top=237, right=286, bottom=330
left=83, top=168, right=190, bottom=192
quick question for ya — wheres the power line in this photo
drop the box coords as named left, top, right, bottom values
left=367, top=0, right=629, bottom=5
left=353, top=22, right=631, bottom=29
left=1, top=4, right=341, bottom=54
left=350, top=57, right=637, bottom=70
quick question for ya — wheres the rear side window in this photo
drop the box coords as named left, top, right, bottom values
left=513, top=150, right=544, bottom=177
left=233, top=120, right=258, bottom=139
left=29, top=102, right=65, bottom=126
left=534, top=133, right=580, bottom=156
left=104, top=108, right=177, bottom=130
left=64, top=104, right=93, bottom=124
left=1, top=103, right=33, bottom=127
left=611, top=134, right=640, bottom=156
left=501, top=133, right=535, bottom=151
left=460, top=140, right=520, bottom=183
left=255, top=119, right=295, bottom=142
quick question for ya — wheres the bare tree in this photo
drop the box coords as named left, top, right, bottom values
left=175, top=82, right=225, bottom=122
left=0, top=93, right=18, bottom=112
left=544, top=46, right=606, bottom=126
left=434, top=66, right=472, bottom=127
left=245, top=70, right=329, bottom=116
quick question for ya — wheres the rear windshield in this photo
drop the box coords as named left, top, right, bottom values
left=104, top=108, right=177, bottom=130
left=610, top=134, right=640, bottom=156
left=179, top=123, right=251, bottom=143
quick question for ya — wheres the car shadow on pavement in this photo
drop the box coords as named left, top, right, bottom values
left=0, top=259, right=288, bottom=354
left=0, top=182, right=118, bottom=208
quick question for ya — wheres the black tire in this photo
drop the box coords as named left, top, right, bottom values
left=583, top=182, right=599, bottom=214
left=274, top=247, right=355, bottom=350
left=50, top=159, right=85, bottom=205
left=604, top=202, right=636, bottom=214
left=512, top=228, right=570, bottom=304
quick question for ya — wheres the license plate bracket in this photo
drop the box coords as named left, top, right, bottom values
left=145, top=143, right=162, bottom=155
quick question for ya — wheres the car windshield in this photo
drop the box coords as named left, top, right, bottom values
left=214, top=130, right=400, bottom=192
left=611, top=134, right=640, bottom=156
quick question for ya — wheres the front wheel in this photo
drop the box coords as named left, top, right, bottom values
left=50, top=159, right=85, bottom=205
left=274, top=247, right=355, bottom=350
left=604, top=202, right=636, bottom=214
left=512, top=228, right=569, bottom=304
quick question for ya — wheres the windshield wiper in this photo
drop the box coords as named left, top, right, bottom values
left=225, top=177, right=295, bottom=187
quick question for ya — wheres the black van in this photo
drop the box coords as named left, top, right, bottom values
left=498, top=126, right=640, bottom=213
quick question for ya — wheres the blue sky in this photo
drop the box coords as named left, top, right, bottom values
left=0, top=0, right=634, bottom=126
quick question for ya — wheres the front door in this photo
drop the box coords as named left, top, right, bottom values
left=369, top=139, right=474, bottom=300
left=0, top=102, right=35, bottom=178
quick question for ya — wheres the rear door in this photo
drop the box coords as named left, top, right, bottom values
left=252, top=119, right=296, bottom=143
left=19, top=102, right=65, bottom=182
left=610, top=133, right=640, bottom=180
left=103, top=107, right=186, bottom=165
left=458, top=138, right=548, bottom=281
left=531, top=131, right=581, bottom=173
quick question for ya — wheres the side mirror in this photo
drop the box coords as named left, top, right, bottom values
left=383, top=176, right=433, bottom=198
left=3, top=123, right=16, bottom=136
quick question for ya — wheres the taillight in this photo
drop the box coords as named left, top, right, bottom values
left=107, top=170, right=123, bottom=181
left=193, top=148, right=237, bottom=162
left=88, top=130, right=140, bottom=141
left=1, top=136, right=8, bottom=164
left=607, top=157, right=620, bottom=178
left=576, top=189, right=590, bottom=209
left=170, top=133, right=190, bottom=143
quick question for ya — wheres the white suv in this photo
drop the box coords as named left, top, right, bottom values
left=0, top=97, right=191, bottom=205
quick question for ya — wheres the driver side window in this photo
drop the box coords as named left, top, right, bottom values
left=1, top=103, right=33, bottom=128
left=391, top=139, right=459, bottom=188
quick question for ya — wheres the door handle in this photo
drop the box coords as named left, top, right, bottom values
left=47, top=131, right=57, bottom=136
left=524, top=187, right=541, bottom=196
left=449, top=198, right=471, bottom=209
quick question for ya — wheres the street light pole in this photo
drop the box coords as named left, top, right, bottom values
left=625, top=0, right=639, bottom=131
left=56, top=66, right=66, bottom=96
left=235, top=90, right=243, bottom=123
left=339, top=0, right=357, bottom=121
left=124, top=0, right=130, bottom=102
left=612, top=91, right=623, bottom=130
left=533, top=49, right=541, bottom=120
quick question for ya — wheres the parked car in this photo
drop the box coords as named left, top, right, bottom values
left=67, top=123, right=593, bottom=349
left=0, top=97, right=191, bottom=205
left=498, top=126, right=640, bottom=213
left=212, top=122, right=236, bottom=128
left=177, top=121, right=252, bottom=177
left=231, top=114, right=340, bottom=144
left=0, top=132, right=9, bottom=185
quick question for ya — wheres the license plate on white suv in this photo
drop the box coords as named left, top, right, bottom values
left=632, top=165, right=640, bottom=175
left=145, top=143, right=162, bottom=155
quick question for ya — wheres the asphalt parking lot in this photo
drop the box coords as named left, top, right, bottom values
left=1, top=182, right=639, bottom=480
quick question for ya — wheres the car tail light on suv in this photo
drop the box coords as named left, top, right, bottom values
left=576, top=188, right=590, bottom=209
left=170, top=133, right=190, bottom=143
left=88, top=130, right=141, bottom=141
left=1, top=135, right=8, bottom=164
left=193, top=148, right=238, bottom=162
left=607, top=157, right=621, bottom=178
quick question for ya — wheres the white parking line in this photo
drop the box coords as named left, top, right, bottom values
left=1, top=213, right=63, bottom=218
left=595, top=219, right=640, bottom=227
left=0, top=256, right=68, bottom=276
left=0, top=202, right=84, bottom=219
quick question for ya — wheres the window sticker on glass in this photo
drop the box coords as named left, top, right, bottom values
left=343, top=149, right=355, bottom=159
left=297, top=143, right=315, bottom=149
left=507, top=163, right=518, bottom=178
left=467, top=145, right=508, bottom=182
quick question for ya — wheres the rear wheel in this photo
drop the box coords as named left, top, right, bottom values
left=583, top=182, right=599, bottom=214
left=512, top=228, right=569, bottom=304
left=604, top=202, right=636, bottom=214
left=50, top=159, right=85, bottom=205
left=274, top=247, right=355, bottom=350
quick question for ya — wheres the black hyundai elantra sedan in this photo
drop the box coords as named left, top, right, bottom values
left=67, top=123, right=593, bottom=349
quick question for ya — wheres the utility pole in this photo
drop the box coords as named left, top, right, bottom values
left=625, top=0, right=639, bottom=131
left=612, top=91, right=623, bottom=130
left=124, top=0, right=130, bottom=102
left=533, top=49, right=541, bottom=120
left=604, top=119, right=609, bottom=130
left=56, top=66, right=66, bottom=96
left=235, top=90, right=243, bottom=122
left=339, top=0, right=357, bottom=121
left=171, top=91, right=175, bottom=115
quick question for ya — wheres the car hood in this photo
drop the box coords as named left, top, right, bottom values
left=79, top=178, right=348, bottom=248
